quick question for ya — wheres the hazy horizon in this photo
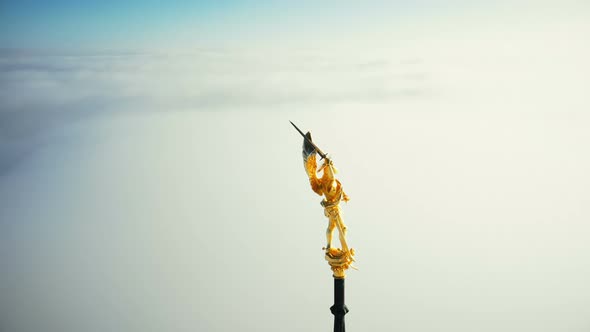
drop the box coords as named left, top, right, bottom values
left=2, top=1, right=590, bottom=331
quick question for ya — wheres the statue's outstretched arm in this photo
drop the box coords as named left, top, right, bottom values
left=342, top=189, right=350, bottom=202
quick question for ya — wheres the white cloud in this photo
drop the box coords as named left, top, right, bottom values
left=1, top=10, right=590, bottom=331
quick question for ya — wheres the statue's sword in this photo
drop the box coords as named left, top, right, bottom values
left=289, top=121, right=328, bottom=160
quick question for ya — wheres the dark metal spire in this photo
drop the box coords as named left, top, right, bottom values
left=331, top=278, right=349, bottom=332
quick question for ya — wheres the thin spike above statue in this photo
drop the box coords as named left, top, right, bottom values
left=291, top=121, right=355, bottom=278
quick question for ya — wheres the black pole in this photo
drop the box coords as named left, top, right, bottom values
left=330, top=277, right=349, bottom=332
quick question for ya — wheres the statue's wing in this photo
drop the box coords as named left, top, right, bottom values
left=302, top=131, right=316, bottom=159
left=301, top=131, right=322, bottom=196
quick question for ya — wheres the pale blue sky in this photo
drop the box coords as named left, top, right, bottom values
left=0, top=0, right=552, bottom=50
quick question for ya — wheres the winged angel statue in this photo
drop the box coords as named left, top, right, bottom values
left=291, top=121, right=355, bottom=278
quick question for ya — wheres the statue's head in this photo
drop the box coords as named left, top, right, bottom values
left=319, top=158, right=337, bottom=177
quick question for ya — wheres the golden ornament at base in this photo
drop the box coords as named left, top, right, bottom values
left=325, top=247, right=355, bottom=278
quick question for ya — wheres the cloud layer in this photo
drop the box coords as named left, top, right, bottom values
left=1, top=15, right=590, bottom=331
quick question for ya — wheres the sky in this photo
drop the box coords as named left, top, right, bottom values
left=1, top=1, right=590, bottom=332
left=2, top=0, right=588, bottom=49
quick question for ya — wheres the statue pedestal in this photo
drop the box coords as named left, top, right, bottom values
left=325, top=248, right=354, bottom=332
left=325, top=248, right=355, bottom=278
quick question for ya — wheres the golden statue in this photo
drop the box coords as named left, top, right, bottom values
left=291, top=121, right=355, bottom=278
